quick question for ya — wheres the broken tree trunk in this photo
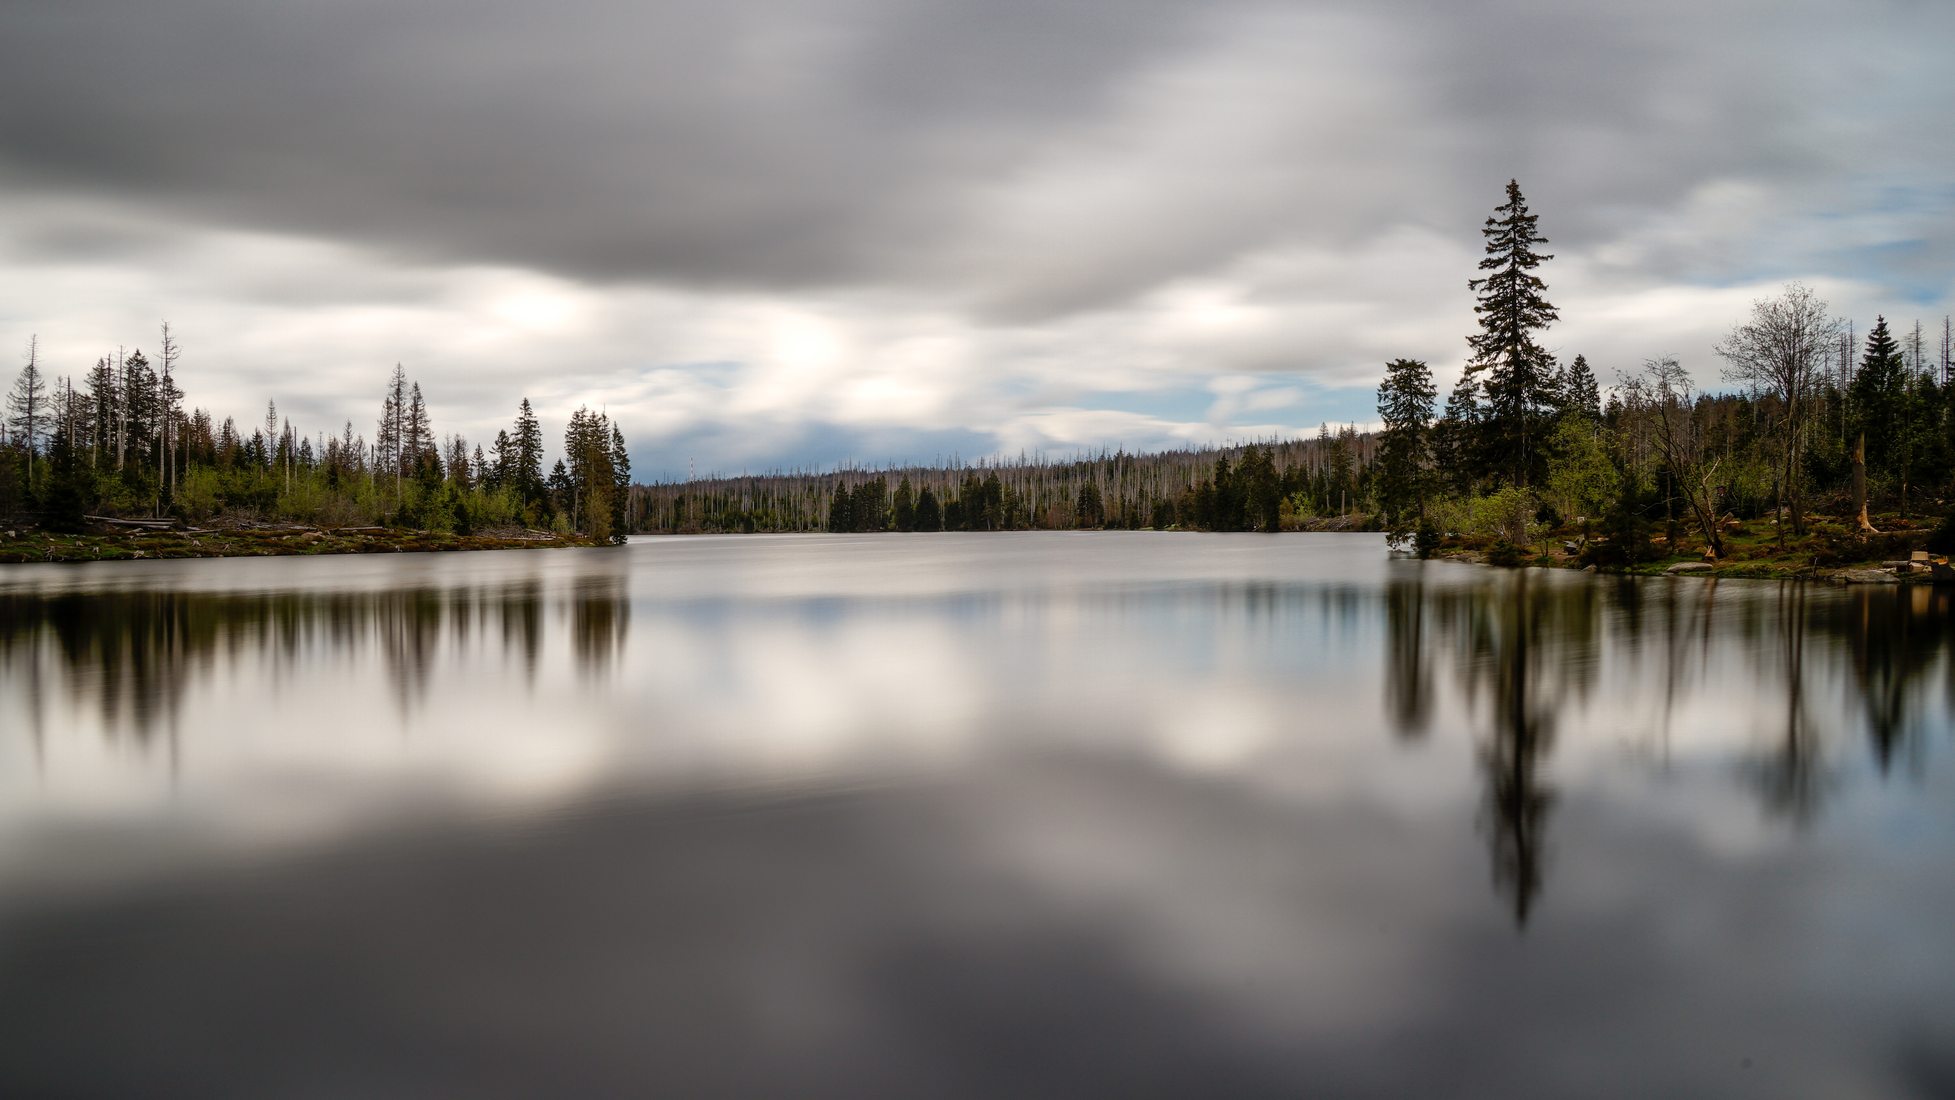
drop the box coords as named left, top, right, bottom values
left=1853, top=431, right=1878, bottom=535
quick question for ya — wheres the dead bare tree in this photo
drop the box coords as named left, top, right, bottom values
left=1621, top=356, right=1724, bottom=560
left=159, top=322, right=181, bottom=515
left=1713, top=283, right=1839, bottom=544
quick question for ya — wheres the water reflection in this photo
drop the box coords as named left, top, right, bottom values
left=0, top=578, right=629, bottom=748
left=1383, top=567, right=1955, bottom=924
left=2, top=537, right=1954, bottom=1096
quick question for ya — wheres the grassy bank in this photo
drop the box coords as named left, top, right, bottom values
left=0, top=523, right=611, bottom=564
left=1431, top=508, right=1948, bottom=583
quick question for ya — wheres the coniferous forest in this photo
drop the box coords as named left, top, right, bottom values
left=630, top=429, right=1375, bottom=535
left=2, top=343, right=631, bottom=544
left=9, top=181, right=1955, bottom=563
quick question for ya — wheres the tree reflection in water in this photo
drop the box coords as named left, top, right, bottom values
left=1384, top=567, right=1955, bottom=928
left=0, top=578, right=630, bottom=752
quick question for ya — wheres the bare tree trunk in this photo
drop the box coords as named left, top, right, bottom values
left=1852, top=431, right=1877, bottom=534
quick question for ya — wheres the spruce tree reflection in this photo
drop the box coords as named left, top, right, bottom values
left=1383, top=573, right=1433, bottom=740
left=1474, top=573, right=1556, bottom=928
left=501, top=581, right=545, bottom=681
left=0, top=580, right=622, bottom=757
left=1386, top=571, right=1600, bottom=927
left=571, top=576, right=630, bottom=678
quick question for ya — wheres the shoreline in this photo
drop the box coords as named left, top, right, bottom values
left=0, top=525, right=612, bottom=564
left=1427, top=547, right=1939, bottom=586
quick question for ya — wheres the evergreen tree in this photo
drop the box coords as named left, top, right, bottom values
left=914, top=485, right=943, bottom=531
left=377, top=365, right=406, bottom=507
left=1236, top=445, right=1279, bottom=531
left=561, top=407, right=617, bottom=539
left=827, top=482, right=852, bottom=532
left=892, top=476, right=916, bottom=531
left=41, top=379, right=90, bottom=530
left=1432, top=375, right=1483, bottom=496
left=609, top=423, right=631, bottom=540
left=1560, top=354, right=1601, bottom=421
left=85, top=355, right=118, bottom=468
left=122, top=349, right=157, bottom=475
left=1375, top=357, right=1437, bottom=546
left=1851, top=316, right=1908, bottom=491
left=5, top=339, right=48, bottom=490
left=1465, top=180, right=1558, bottom=487
left=404, top=382, right=434, bottom=472
left=850, top=476, right=888, bottom=531
left=1074, top=479, right=1105, bottom=528
left=489, top=429, right=514, bottom=490
left=513, top=398, right=545, bottom=505
left=546, top=459, right=572, bottom=525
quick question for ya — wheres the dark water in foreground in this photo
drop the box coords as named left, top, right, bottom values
left=1, top=533, right=1952, bottom=1097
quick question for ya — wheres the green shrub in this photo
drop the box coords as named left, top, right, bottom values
left=1413, top=522, right=1443, bottom=560
left=1486, top=540, right=1528, bottom=568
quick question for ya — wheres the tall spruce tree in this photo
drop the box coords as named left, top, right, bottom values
left=1851, top=316, right=1908, bottom=491
left=609, top=423, right=631, bottom=539
left=1375, top=357, right=1437, bottom=546
left=378, top=364, right=407, bottom=506
left=513, top=398, right=545, bottom=506
left=404, top=383, right=434, bottom=474
left=1465, top=180, right=1558, bottom=487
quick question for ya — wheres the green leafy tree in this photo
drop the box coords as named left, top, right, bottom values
left=1543, top=416, right=1618, bottom=536
left=1465, top=180, right=1558, bottom=487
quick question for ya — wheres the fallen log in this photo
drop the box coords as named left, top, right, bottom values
left=85, top=515, right=178, bottom=530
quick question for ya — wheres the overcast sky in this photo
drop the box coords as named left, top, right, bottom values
left=3, top=0, right=1952, bottom=478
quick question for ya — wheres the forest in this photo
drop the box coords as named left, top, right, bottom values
left=637, top=180, right=1955, bottom=571
left=1373, top=181, right=1955, bottom=568
left=628, top=429, right=1376, bottom=535
left=9, top=181, right=1953, bottom=560
left=2, top=344, right=631, bottom=543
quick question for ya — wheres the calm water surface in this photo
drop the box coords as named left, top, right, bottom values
left=2, top=533, right=1952, bottom=1097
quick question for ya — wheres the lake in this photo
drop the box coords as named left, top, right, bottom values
left=1, top=533, right=1951, bottom=1097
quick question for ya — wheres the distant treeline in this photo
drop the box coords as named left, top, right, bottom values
left=2, top=335, right=630, bottom=541
left=629, top=430, right=1377, bottom=534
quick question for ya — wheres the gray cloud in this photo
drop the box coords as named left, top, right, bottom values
left=1, top=0, right=1951, bottom=472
